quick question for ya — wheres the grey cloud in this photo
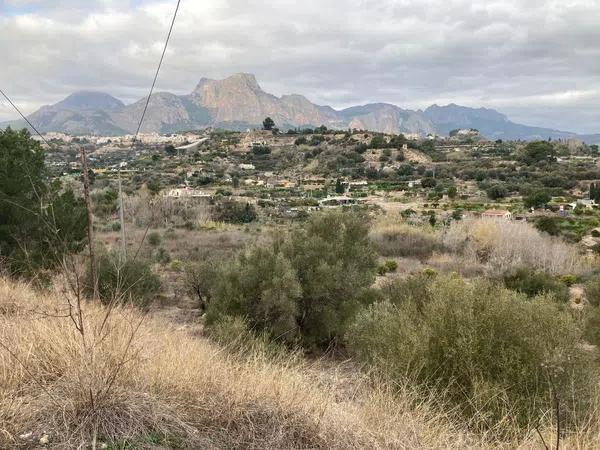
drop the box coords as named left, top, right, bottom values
left=0, top=0, right=599, bottom=133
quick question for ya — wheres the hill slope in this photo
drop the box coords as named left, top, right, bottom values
left=0, top=277, right=487, bottom=449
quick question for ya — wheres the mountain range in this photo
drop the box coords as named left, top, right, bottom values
left=2, top=73, right=599, bottom=143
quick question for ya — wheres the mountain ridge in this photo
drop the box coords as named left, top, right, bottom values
left=2, top=74, right=599, bottom=143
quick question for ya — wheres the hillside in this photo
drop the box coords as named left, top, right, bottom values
left=0, top=277, right=480, bottom=449
left=3, top=73, right=599, bottom=142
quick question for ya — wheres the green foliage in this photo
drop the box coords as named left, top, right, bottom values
left=524, top=191, right=552, bottom=209
left=348, top=274, right=593, bottom=431
left=183, top=260, right=219, bottom=312
left=89, top=252, right=161, bottom=306
left=377, top=260, right=398, bottom=276
left=535, top=216, right=561, bottom=236
left=92, top=189, right=119, bottom=218
left=0, top=128, right=87, bottom=278
left=583, top=306, right=600, bottom=346
left=503, top=266, right=569, bottom=302
left=146, top=177, right=161, bottom=196
left=584, top=274, right=600, bottom=307
left=213, top=200, right=258, bottom=224
left=206, top=244, right=301, bottom=341
left=251, top=145, right=271, bottom=155
left=421, top=177, right=437, bottom=188
left=294, top=136, right=308, bottom=146
left=262, top=117, right=275, bottom=131
left=486, top=183, right=508, bottom=200
left=147, top=232, right=161, bottom=247
left=206, top=211, right=378, bottom=349
left=447, top=186, right=458, bottom=199
left=520, top=141, right=557, bottom=165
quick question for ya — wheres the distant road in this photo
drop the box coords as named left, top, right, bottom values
left=176, top=137, right=209, bottom=151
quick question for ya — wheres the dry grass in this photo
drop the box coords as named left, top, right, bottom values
left=2, top=278, right=600, bottom=449
left=370, top=218, right=441, bottom=260
left=0, top=278, right=481, bottom=449
left=443, top=218, right=592, bottom=276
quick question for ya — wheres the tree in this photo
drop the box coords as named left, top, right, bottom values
left=165, top=144, right=177, bottom=156
left=421, top=177, right=437, bottom=188
left=184, top=260, right=219, bottom=313
left=486, top=183, right=508, bottom=200
left=521, top=141, right=556, bottom=165
left=214, top=200, right=257, bottom=224
left=262, top=117, right=275, bottom=131
left=524, top=191, right=552, bottom=209
left=0, top=128, right=87, bottom=277
left=447, top=186, right=458, bottom=199
left=335, top=178, right=345, bottom=194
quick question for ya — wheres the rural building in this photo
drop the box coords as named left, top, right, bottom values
left=481, top=209, right=512, bottom=220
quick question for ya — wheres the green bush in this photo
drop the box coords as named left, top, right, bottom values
left=348, top=274, right=594, bottom=431
left=206, top=211, right=378, bottom=349
left=503, top=266, right=569, bottom=302
left=148, top=232, right=161, bottom=247
left=88, top=252, right=161, bottom=306
left=251, top=145, right=271, bottom=155
left=377, top=260, right=398, bottom=275
left=584, top=274, right=600, bottom=306
left=583, top=306, right=600, bottom=346
left=206, top=244, right=301, bottom=341
left=213, top=200, right=257, bottom=224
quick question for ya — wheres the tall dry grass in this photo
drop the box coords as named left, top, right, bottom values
left=0, top=277, right=482, bottom=449
left=370, top=218, right=441, bottom=260
left=443, top=218, right=591, bottom=276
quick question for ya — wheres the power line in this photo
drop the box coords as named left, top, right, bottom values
left=0, top=88, right=52, bottom=147
left=132, top=0, right=182, bottom=144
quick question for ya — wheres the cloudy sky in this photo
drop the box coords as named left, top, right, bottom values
left=1, top=0, right=599, bottom=133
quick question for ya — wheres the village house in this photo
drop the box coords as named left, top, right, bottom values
left=481, top=209, right=513, bottom=220
left=164, top=188, right=210, bottom=198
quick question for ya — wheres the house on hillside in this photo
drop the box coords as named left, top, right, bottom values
left=569, top=199, right=597, bottom=210
left=164, top=188, right=210, bottom=198
left=319, top=196, right=363, bottom=208
left=481, top=209, right=512, bottom=220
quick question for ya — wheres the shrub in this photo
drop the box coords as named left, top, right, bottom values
left=584, top=275, right=600, bottom=306
left=213, top=200, right=258, bottom=224
left=559, top=274, right=577, bottom=286
left=184, top=260, right=220, bottom=312
left=295, top=136, right=308, bottom=146
left=377, top=260, right=398, bottom=276
left=154, top=247, right=171, bottom=265
left=535, top=217, right=561, bottom=236
left=87, top=252, right=161, bottom=306
left=486, top=183, right=508, bottom=200
left=370, top=220, right=441, bottom=259
left=207, top=211, right=378, bottom=349
left=252, top=145, right=271, bottom=155
left=524, top=191, right=552, bottom=209
left=206, top=244, right=301, bottom=342
left=583, top=306, right=600, bottom=346
left=348, top=274, right=594, bottom=431
left=148, top=232, right=161, bottom=247
left=503, top=266, right=569, bottom=302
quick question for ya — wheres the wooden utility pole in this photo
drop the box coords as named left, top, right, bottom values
left=80, top=147, right=98, bottom=300
left=118, top=169, right=127, bottom=259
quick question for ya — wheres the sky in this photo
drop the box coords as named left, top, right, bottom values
left=1, top=0, right=599, bottom=133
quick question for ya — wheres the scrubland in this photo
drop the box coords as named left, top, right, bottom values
left=0, top=278, right=486, bottom=449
